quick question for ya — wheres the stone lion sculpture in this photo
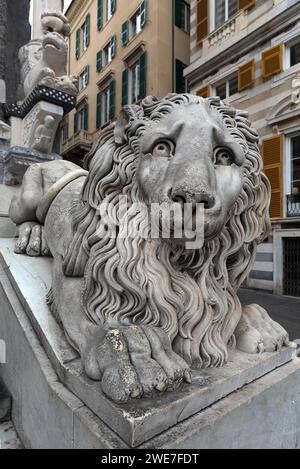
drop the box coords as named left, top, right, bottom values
left=9, top=94, right=289, bottom=403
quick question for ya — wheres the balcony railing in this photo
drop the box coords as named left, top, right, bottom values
left=208, top=17, right=237, bottom=49
left=286, top=194, right=300, bottom=218
left=61, top=130, right=93, bottom=156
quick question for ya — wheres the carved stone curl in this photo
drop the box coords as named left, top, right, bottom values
left=9, top=94, right=290, bottom=403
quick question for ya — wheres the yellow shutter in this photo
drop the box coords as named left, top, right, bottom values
left=262, top=135, right=283, bottom=219
left=196, top=0, right=209, bottom=44
left=196, top=85, right=210, bottom=98
left=238, top=60, right=255, bottom=92
left=238, top=0, right=255, bottom=10
left=262, top=45, right=283, bottom=79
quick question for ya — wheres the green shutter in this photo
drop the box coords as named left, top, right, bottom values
left=84, top=104, right=89, bottom=131
left=109, top=80, right=116, bottom=119
left=122, top=69, right=129, bottom=106
left=74, top=112, right=78, bottom=133
left=96, top=50, right=103, bottom=72
left=76, top=29, right=80, bottom=59
left=85, top=65, right=90, bottom=85
left=175, top=0, right=182, bottom=28
left=175, top=59, right=186, bottom=94
left=111, top=0, right=116, bottom=14
left=65, top=118, right=69, bottom=139
left=139, top=52, right=147, bottom=99
left=85, top=14, right=90, bottom=48
left=97, top=0, right=103, bottom=31
left=122, top=21, right=129, bottom=46
left=111, top=35, right=116, bottom=58
left=141, top=0, right=147, bottom=28
left=96, top=92, right=102, bottom=128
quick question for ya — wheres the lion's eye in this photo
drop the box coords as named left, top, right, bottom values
left=214, top=148, right=234, bottom=166
left=152, top=140, right=174, bottom=158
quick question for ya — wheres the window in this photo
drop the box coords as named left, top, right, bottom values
left=131, top=10, right=142, bottom=38
left=129, top=1, right=147, bottom=40
left=96, top=81, right=116, bottom=128
left=175, top=1, right=190, bottom=34
left=82, top=16, right=90, bottom=51
left=290, top=135, right=300, bottom=195
left=74, top=104, right=89, bottom=133
left=176, top=60, right=187, bottom=94
left=290, top=42, right=300, bottom=67
left=122, top=52, right=147, bottom=105
left=96, top=36, right=116, bottom=72
left=214, top=0, right=237, bottom=29
left=215, top=74, right=238, bottom=100
left=78, top=66, right=89, bottom=92
left=61, top=120, right=69, bottom=143
left=131, top=62, right=141, bottom=103
left=106, top=0, right=116, bottom=22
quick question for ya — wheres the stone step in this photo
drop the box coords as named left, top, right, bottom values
left=0, top=421, right=22, bottom=449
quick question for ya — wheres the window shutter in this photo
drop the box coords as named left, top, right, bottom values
left=96, top=92, right=102, bottom=128
left=65, top=118, right=69, bottom=140
left=139, top=51, right=147, bottom=100
left=262, top=44, right=283, bottom=79
left=262, top=135, right=283, bottom=219
left=122, top=21, right=129, bottom=46
left=96, top=50, right=103, bottom=72
left=97, top=0, right=103, bottom=31
left=196, top=0, right=209, bottom=44
left=76, top=29, right=80, bottom=59
left=196, top=85, right=210, bottom=98
left=111, top=0, right=116, bottom=14
left=111, top=35, right=116, bottom=58
left=85, top=14, right=91, bottom=48
left=122, top=68, right=129, bottom=106
left=175, top=0, right=183, bottom=28
left=238, top=59, right=255, bottom=92
left=83, top=104, right=89, bottom=131
left=109, top=80, right=116, bottom=120
left=85, top=65, right=90, bottom=85
left=238, top=0, right=255, bottom=10
left=175, top=59, right=186, bottom=94
left=74, top=112, right=78, bottom=133
left=141, top=0, right=147, bottom=28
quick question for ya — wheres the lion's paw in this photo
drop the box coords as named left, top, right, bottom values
left=84, top=325, right=191, bottom=403
left=235, top=304, right=290, bottom=354
left=15, top=222, right=50, bottom=257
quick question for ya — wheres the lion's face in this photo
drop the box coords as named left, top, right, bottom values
left=136, top=103, right=246, bottom=243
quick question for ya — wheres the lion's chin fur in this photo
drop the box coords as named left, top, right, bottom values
left=62, top=93, right=271, bottom=368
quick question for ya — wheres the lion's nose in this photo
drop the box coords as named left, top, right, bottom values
left=170, top=189, right=215, bottom=209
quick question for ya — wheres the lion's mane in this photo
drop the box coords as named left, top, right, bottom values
left=63, top=94, right=271, bottom=367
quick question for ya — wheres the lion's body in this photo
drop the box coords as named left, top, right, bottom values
left=9, top=94, right=290, bottom=402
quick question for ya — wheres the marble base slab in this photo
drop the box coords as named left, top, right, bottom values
left=0, top=238, right=296, bottom=447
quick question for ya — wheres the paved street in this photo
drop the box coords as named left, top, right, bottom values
left=238, top=289, right=300, bottom=340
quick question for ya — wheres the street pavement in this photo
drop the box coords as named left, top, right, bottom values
left=238, top=288, right=300, bottom=340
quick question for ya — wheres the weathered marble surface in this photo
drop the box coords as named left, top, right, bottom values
left=0, top=238, right=296, bottom=447
left=8, top=95, right=291, bottom=407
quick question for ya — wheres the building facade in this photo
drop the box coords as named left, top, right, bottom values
left=61, top=0, right=191, bottom=165
left=185, top=0, right=300, bottom=297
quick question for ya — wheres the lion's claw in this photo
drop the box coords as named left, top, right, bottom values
left=235, top=304, right=289, bottom=354
left=84, top=325, right=191, bottom=403
left=14, top=222, right=50, bottom=257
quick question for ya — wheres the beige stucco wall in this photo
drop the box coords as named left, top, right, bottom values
left=65, top=0, right=190, bottom=140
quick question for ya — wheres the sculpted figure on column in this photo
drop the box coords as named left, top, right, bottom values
left=9, top=94, right=290, bottom=403
left=19, top=8, right=77, bottom=98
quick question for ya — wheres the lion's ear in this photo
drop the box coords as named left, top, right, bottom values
left=114, top=108, right=131, bottom=146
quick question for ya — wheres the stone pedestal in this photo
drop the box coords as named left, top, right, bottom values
left=0, top=237, right=299, bottom=449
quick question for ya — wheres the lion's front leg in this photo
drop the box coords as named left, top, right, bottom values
left=14, top=222, right=50, bottom=257
left=84, top=325, right=191, bottom=403
left=235, top=304, right=290, bottom=354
